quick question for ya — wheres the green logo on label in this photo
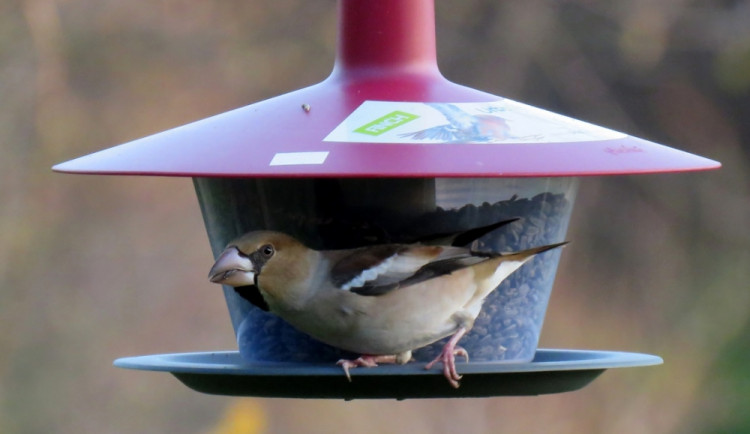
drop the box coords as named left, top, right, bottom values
left=354, top=111, right=419, bottom=136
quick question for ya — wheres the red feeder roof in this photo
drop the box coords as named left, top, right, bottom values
left=53, top=0, right=719, bottom=178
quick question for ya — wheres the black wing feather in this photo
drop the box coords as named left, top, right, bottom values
left=349, top=252, right=493, bottom=296
left=329, top=244, right=406, bottom=289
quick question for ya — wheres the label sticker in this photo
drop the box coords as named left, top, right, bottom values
left=269, top=151, right=329, bottom=166
left=324, top=100, right=626, bottom=144
left=353, top=110, right=419, bottom=136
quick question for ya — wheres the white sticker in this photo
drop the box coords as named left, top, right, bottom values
left=269, top=151, right=329, bottom=166
left=324, top=100, right=626, bottom=144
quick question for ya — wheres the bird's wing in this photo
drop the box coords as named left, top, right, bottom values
left=330, top=244, right=490, bottom=296
left=399, top=124, right=456, bottom=141
left=381, top=254, right=489, bottom=293
left=428, top=103, right=477, bottom=130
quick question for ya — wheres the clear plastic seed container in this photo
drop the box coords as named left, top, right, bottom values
left=196, top=176, right=578, bottom=364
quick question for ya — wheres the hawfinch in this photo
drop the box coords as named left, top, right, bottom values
left=208, top=223, right=566, bottom=388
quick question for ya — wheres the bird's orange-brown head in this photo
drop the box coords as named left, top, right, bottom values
left=208, top=231, right=318, bottom=303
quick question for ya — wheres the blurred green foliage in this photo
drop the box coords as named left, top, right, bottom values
left=1, top=1, right=748, bottom=433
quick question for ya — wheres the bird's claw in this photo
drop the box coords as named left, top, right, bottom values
left=336, top=356, right=379, bottom=382
left=425, top=346, right=469, bottom=388
left=425, top=326, right=470, bottom=388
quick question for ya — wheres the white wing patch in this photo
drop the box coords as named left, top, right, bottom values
left=339, top=252, right=432, bottom=291
left=340, top=255, right=395, bottom=291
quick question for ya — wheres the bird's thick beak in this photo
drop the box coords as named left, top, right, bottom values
left=208, top=247, right=256, bottom=287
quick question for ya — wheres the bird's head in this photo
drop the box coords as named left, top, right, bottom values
left=208, top=231, right=313, bottom=292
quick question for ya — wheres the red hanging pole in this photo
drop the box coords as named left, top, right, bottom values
left=332, top=0, right=440, bottom=78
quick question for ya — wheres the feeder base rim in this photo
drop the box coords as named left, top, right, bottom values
left=114, top=348, right=662, bottom=399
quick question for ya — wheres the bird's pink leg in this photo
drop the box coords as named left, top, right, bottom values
left=424, top=327, right=469, bottom=388
left=336, top=355, right=398, bottom=382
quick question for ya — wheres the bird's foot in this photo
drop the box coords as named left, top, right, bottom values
left=424, top=346, right=469, bottom=388
left=336, top=354, right=398, bottom=382
left=424, top=327, right=469, bottom=388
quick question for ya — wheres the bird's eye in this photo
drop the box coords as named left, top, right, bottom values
left=260, top=244, right=275, bottom=257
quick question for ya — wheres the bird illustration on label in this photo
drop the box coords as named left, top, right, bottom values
left=399, top=103, right=513, bottom=143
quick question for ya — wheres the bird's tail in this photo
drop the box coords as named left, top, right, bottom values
left=467, top=241, right=568, bottom=305
left=463, top=240, right=569, bottom=315
left=501, top=241, right=569, bottom=261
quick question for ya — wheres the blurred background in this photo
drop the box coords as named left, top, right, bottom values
left=1, top=0, right=748, bottom=432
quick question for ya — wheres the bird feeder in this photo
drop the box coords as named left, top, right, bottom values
left=54, top=0, right=718, bottom=399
